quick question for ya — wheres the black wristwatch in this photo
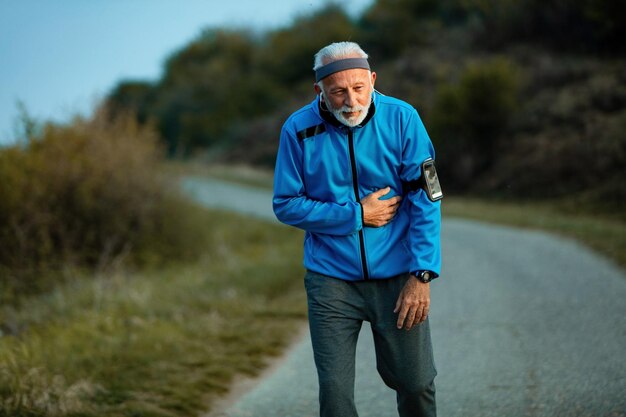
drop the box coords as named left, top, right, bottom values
left=414, top=270, right=437, bottom=283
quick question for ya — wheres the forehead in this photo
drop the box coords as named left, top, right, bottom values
left=323, top=68, right=371, bottom=89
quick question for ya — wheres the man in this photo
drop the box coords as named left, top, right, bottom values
left=273, top=41, right=442, bottom=417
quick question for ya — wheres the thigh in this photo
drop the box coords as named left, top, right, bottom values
left=304, top=271, right=365, bottom=374
left=367, top=276, right=437, bottom=390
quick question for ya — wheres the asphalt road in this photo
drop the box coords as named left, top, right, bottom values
left=183, top=177, right=626, bottom=417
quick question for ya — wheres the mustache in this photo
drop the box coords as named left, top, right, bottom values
left=320, top=93, right=367, bottom=114
left=328, top=102, right=367, bottom=113
left=337, top=105, right=366, bottom=113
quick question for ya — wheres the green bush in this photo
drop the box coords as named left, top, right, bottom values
left=0, top=108, right=209, bottom=296
left=479, top=58, right=626, bottom=211
left=430, top=57, right=519, bottom=190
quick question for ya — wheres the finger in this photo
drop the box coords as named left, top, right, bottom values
left=387, top=203, right=402, bottom=216
left=396, top=304, right=410, bottom=329
left=404, top=306, right=418, bottom=330
left=385, top=207, right=398, bottom=216
left=415, top=305, right=428, bottom=324
left=393, top=294, right=403, bottom=313
left=374, top=186, right=391, bottom=198
left=382, top=196, right=402, bottom=208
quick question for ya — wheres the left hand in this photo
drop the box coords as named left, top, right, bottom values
left=394, top=276, right=430, bottom=330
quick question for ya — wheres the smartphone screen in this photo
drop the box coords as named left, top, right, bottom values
left=423, top=160, right=443, bottom=201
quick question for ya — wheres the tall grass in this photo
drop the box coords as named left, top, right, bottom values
left=0, top=108, right=209, bottom=299
left=0, top=107, right=308, bottom=416
left=0, top=209, right=306, bottom=417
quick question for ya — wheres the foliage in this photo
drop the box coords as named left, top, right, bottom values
left=358, top=0, right=473, bottom=58
left=109, top=29, right=273, bottom=155
left=103, top=0, right=626, bottom=209
left=107, top=81, right=154, bottom=124
left=487, top=58, right=626, bottom=209
left=469, top=0, right=626, bottom=54
left=0, top=108, right=209, bottom=297
left=158, top=29, right=273, bottom=153
left=108, top=5, right=359, bottom=155
left=430, top=58, right=519, bottom=190
left=259, top=5, right=359, bottom=84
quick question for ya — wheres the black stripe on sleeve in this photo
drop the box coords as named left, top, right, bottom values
left=296, top=123, right=326, bottom=141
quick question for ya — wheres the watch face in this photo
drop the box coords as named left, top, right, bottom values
left=421, top=272, right=431, bottom=282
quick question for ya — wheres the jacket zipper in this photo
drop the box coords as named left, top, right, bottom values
left=347, top=129, right=370, bottom=280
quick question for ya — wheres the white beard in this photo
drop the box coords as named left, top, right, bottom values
left=322, top=94, right=371, bottom=127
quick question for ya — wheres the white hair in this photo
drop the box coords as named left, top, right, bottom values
left=314, top=42, right=370, bottom=90
left=313, top=41, right=369, bottom=71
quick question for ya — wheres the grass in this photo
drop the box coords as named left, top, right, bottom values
left=0, top=208, right=306, bottom=417
left=443, top=197, right=626, bottom=268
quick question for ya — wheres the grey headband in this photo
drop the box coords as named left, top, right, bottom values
left=315, top=57, right=370, bottom=82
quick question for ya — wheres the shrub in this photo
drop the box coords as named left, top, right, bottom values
left=430, top=57, right=519, bottom=190
left=0, top=107, right=209, bottom=296
left=477, top=57, right=626, bottom=212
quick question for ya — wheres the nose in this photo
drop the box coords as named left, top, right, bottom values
left=344, top=91, right=356, bottom=108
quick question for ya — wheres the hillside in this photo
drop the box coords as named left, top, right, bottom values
left=106, top=0, right=626, bottom=215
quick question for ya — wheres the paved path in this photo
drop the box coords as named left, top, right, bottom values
left=183, top=177, right=626, bottom=417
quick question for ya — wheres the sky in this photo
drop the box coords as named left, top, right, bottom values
left=0, top=0, right=373, bottom=144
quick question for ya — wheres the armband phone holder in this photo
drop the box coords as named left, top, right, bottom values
left=401, top=158, right=443, bottom=201
left=422, top=158, right=443, bottom=202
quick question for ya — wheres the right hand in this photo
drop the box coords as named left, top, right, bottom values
left=361, top=187, right=402, bottom=227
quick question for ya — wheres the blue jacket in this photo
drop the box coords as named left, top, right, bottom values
left=273, top=91, right=441, bottom=281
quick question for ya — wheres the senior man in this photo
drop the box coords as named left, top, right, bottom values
left=273, top=41, right=442, bottom=417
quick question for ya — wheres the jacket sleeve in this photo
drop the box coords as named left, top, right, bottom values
left=273, top=124, right=363, bottom=236
left=400, top=110, right=442, bottom=276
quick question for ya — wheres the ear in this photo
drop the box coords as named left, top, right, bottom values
left=371, top=71, right=377, bottom=87
left=314, top=83, right=322, bottom=95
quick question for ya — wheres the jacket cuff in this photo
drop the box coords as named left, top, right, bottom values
left=411, top=270, right=439, bottom=278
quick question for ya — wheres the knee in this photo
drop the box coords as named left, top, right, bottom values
left=377, top=364, right=436, bottom=392
left=400, top=376, right=436, bottom=396
left=319, top=374, right=349, bottom=392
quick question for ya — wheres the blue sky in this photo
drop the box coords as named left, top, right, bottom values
left=0, top=0, right=373, bottom=144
